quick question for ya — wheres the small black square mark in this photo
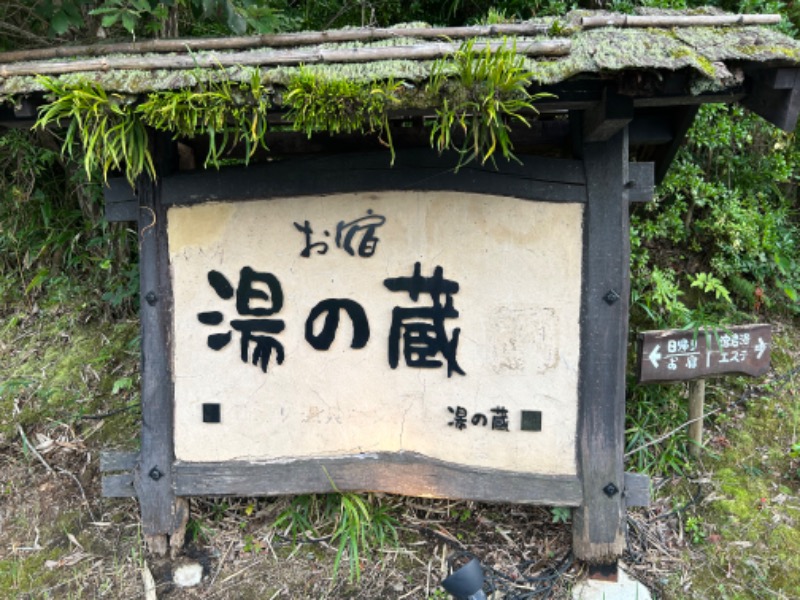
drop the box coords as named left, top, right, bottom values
left=521, top=410, right=542, bottom=432
left=202, top=403, right=221, bottom=423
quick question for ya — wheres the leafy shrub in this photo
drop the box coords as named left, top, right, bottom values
left=0, top=129, right=138, bottom=315
left=631, top=104, right=800, bottom=327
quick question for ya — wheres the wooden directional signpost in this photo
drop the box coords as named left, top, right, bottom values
left=637, top=324, right=771, bottom=457
left=637, top=324, right=772, bottom=383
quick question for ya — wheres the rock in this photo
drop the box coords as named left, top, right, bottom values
left=173, top=560, right=203, bottom=588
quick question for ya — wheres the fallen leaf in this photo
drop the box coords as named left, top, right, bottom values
left=67, top=533, right=83, bottom=550
left=45, top=551, right=92, bottom=569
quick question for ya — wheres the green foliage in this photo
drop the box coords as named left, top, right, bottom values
left=185, top=517, right=212, bottom=543
left=90, top=0, right=173, bottom=39
left=187, top=0, right=299, bottom=35
left=285, top=69, right=401, bottom=162
left=34, top=77, right=154, bottom=185
left=138, top=68, right=270, bottom=167
left=630, top=265, right=690, bottom=328
left=34, top=36, right=557, bottom=180
left=0, top=131, right=70, bottom=304
left=529, top=0, right=577, bottom=17
left=9, top=0, right=799, bottom=46
left=684, top=515, right=707, bottom=544
left=477, top=8, right=515, bottom=25
left=427, top=38, right=554, bottom=169
left=626, top=382, right=692, bottom=475
left=274, top=492, right=398, bottom=582
left=0, top=128, right=139, bottom=314
left=689, top=272, right=732, bottom=304
left=665, top=373, right=800, bottom=598
left=46, top=0, right=94, bottom=36
left=631, top=103, right=800, bottom=327
left=35, top=67, right=271, bottom=178
left=550, top=506, right=571, bottom=524
left=0, top=313, right=141, bottom=439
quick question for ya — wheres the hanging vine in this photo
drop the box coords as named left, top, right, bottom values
left=137, top=68, right=271, bottom=168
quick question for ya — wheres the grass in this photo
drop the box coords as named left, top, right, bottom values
left=273, top=491, right=400, bottom=583
left=0, top=291, right=144, bottom=599
left=0, top=306, right=140, bottom=445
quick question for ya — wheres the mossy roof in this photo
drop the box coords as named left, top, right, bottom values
left=1, top=8, right=799, bottom=100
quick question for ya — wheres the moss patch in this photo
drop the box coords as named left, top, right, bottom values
left=0, top=303, right=139, bottom=446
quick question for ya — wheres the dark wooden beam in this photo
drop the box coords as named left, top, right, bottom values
left=583, top=88, right=634, bottom=143
left=104, top=153, right=658, bottom=221
left=159, top=149, right=589, bottom=207
left=629, top=115, right=674, bottom=146
left=627, top=162, right=655, bottom=203
left=174, top=454, right=583, bottom=506
left=572, top=127, right=630, bottom=564
left=134, top=135, right=188, bottom=556
left=623, top=472, right=650, bottom=508
left=653, top=105, right=700, bottom=184
left=742, top=68, right=800, bottom=132
left=103, top=178, right=137, bottom=222
left=100, top=450, right=137, bottom=497
left=633, top=90, right=745, bottom=108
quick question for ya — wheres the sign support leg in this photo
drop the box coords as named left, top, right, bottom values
left=688, top=379, right=705, bottom=457
left=572, top=127, right=630, bottom=563
left=134, top=142, right=186, bottom=555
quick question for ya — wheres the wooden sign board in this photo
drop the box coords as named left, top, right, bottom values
left=106, top=142, right=649, bottom=562
left=169, top=192, right=584, bottom=480
left=637, top=324, right=771, bottom=383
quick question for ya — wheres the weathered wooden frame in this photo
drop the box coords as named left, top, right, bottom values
left=103, top=138, right=653, bottom=562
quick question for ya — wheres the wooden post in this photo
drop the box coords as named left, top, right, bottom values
left=572, top=126, right=630, bottom=563
left=134, top=139, right=188, bottom=556
left=688, top=379, right=705, bottom=457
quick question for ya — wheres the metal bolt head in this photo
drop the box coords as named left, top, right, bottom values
left=145, top=291, right=157, bottom=306
left=603, top=289, right=621, bottom=305
left=603, top=482, right=619, bottom=498
left=149, top=466, right=163, bottom=481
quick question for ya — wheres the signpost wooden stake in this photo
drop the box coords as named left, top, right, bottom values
left=687, top=379, right=705, bottom=458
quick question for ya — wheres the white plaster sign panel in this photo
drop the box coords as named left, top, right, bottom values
left=169, top=191, right=583, bottom=476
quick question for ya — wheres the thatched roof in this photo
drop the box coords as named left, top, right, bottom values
left=3, top=8, right=799, bottom=186
left=1, top=8, right=798, bottom=100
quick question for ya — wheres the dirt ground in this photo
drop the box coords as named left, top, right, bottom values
left=0, top=422, right=690, bottom=600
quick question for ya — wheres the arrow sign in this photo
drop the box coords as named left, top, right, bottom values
left=637, top=324, right=771, bottom=384
left=648, top=344, right=662, bottom=369
left=755, top=337, right=768, bottom=359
